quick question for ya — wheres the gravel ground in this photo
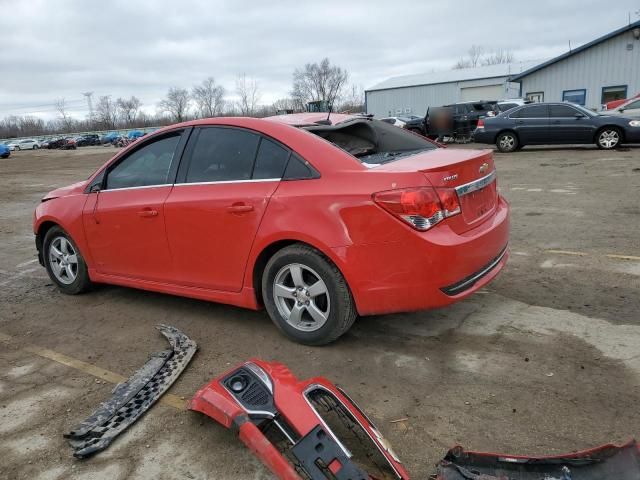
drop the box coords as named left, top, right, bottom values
left=1, top=144, right=639, bottom=479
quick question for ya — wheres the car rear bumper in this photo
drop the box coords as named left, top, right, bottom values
left=333, top=195, right=510, bottom=316
left=472, top=128, right=495, bottom=144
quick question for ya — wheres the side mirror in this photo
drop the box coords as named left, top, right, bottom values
left=89, top=183, right=102, bottom=193
left=618, top=108, right=625, bottom=113
left=574, top=113, right=585, bottom=119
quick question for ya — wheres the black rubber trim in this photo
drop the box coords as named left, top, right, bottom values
left=64, top=325, right=197, bottom=458
left=441, top=245, right=507, bottom=296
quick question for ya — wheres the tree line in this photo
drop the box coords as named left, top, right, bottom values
left=0, top=58, right=365, bottom=139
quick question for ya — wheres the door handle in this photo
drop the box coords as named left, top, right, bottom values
left=137, top=208, right=158, bottom=218
left=227, top=204, right=254, bottom=214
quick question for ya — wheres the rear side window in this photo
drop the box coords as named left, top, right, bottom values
left=624, top=100, right=640, bottom=109
left=252, top=138, right=290, bottom=179
left=106, top=133, right=180, bottom=189
left=283, top=154, right=320, bottom=180
left=186, top=127, right=259, bottom=183
left=512, top=105, right=548, bottom=118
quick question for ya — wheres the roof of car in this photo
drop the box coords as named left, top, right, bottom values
left=263, top=112, right=358, bottom=126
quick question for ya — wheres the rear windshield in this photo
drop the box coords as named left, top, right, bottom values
left=304, top=119, right=437, bottom=166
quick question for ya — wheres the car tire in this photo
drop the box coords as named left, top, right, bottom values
left=596, top=127, right=622, bottom=149
left=496, top=132, right=519, bottom=153
left=262, top=244, right=357, bottom=345
left=15, top=146, right=20, bottom=151
left=33, top=145, right=39, bottom=150
left=43, top=226, right=92, bottom=295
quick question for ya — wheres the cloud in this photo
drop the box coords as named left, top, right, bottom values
left=1, top=0, right=637, bottom=119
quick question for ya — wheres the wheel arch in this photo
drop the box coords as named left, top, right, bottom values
left=250, top=238, right=351, bottom=308
left=594, top=125, right=625, bottom=143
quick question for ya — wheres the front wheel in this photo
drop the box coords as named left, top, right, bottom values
left=596, top=127, right=621, bottom=149
left=43, top=226, right=92, bottom=294
left=15, top=146, right=20, bottom=151
left=262, top=244, right=357, bottom=345
left=496, top=132, right=519, bottom=152
left=33, top=145, right=39, bottom=150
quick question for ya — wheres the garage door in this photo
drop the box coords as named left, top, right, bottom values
left=460, top=84, right=503, bottom=102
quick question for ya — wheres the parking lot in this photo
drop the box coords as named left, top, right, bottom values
left=1, top=144, right=639, bottom=479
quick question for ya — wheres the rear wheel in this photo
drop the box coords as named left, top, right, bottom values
left=262, top=244, right=357, bottom=345
left=15, top=146, right=20, bottom=151
left=496, top=132, right=518, bottom=152
left=43, top=226, right=92, bottom=294
left=33, top=145, right=39, bottom=150
left=596, top=127, right=621, bottom=149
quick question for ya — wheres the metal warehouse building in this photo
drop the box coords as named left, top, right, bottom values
left=365, top=61, right=540, bottom=118
left=511, top=20, right=640, bottom=109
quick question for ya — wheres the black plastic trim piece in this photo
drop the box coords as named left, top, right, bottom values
left=441, top=245, right=508, bottom=296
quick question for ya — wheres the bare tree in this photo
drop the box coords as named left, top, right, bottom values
left=481, top=49, right=515, bottom=66
left=291, top=58, right=348, bottom=110
left=454, top=45, right=515, bottom=69
left=55, top=98, right=74, bottom=132
left=339, top=84, right=365, bottom=113
left=158, top=87, right=190, bottom=122
left=271, top=98, right=297, bottom=113
left=95, top=95, right=117, bottom=129
left=192, top=77, right=226, bottom=118
left=235, top=74, right=261, bottom=116
left=116, top=96, right=142, bottom=126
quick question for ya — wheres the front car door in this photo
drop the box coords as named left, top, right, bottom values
left=82, top=129, right=188, bottom=282
left=510, top=104, right=549, bottom=144
left=548, top=104, right=595, bottom=143
left=163, top=126, right=289, bottom=292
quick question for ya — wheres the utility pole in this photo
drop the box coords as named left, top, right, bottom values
left=82, top=91, right=94, bottom=124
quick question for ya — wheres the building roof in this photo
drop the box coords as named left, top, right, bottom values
left=511, top=20, right=640, bottom=81
left=366, top=60, right=542, bottom=92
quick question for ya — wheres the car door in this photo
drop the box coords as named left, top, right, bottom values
left=511, top=104, right=549, bottom=144
left=82, top=129, right=188, bottom=282
left=548, top=104, right=595, bottom=143
left=163, top=126, right=289, bottom=292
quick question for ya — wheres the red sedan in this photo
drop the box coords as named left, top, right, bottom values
left=34, top=113, right=509, bottom=345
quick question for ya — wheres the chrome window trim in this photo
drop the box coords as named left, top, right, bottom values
left=174, top=178, right=280, bottom=186
left=244, top=362, right=273, bottom=394
left=102, top=183, right=172, bottom=192
left=455, top=170, right=496, bottom=197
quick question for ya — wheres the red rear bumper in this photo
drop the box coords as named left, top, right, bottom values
left=334, top=195, right=510, bottom=316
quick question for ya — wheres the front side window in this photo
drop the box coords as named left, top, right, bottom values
left=623, top=100, right=640, bottom=110
left=185, top=127, right=260, bottom=183
left=562, top=89, right=587, bottom=106
left=549, top=105, right=580, bottom=117
left=106, top=133, right=181, bottom=189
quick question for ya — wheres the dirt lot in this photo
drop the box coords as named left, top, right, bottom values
left=1, top=144, right=639, bottom=479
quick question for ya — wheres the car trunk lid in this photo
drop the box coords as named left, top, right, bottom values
left=373, top=148, right=498, bottom=229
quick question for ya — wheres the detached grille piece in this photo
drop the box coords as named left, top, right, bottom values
left=64, top=325, right=197, bottom=458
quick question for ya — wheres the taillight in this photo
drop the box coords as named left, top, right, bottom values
left=476, top=118, right=485, bottom=128
left=373, top=186, right=460, bottom=231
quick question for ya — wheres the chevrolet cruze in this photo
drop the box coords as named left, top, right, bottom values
left=34, top=114, right=509, bottom=345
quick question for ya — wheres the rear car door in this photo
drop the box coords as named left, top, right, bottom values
left=548, top=104, right=594, bottom=143
left=511, top=104, right=549, bottom=144
left=82, top=130, right=188, bottom=282
left=163, top=126, right=289, bottom=291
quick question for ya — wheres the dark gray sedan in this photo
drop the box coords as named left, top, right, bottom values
left=474, top=102, right=640, bottom=152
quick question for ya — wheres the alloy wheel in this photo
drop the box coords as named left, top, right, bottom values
left=499, top=135, right=515, bottom=150
left=273, top=263, right=330, bottom=332
left=48, top=236, right=79, bottom=285
left=599, top=130, right=619, bottom=149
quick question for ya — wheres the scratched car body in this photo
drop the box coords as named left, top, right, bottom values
left=33, top=113, right=509, bottom=345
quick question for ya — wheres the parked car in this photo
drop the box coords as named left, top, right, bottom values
left=379, top=115, right=425, bottom=134
left=59, top=137, right=77, bottom=150
left=76, top=134, right=101, bottom=147
left=602, top=93, right=640, bottom=111
left=0, top=143, right=10, bottom=158
left=474, top=102, right=640, bottom=152
left=425, top=101, right=496, bottom=138
left=100, top=132, right=121, bottom=144
left=603, top=97, right=640, bottom=118
left=495, top=99, right=531, bottom=113
left=45, top=137, right=66, bottom=149
left=33, top=114, right=509, bottom=345
left=8, top=138, right=40, bottom=150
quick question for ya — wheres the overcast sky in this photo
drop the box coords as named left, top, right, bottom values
left=1, top=0, right=639, bottom=119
